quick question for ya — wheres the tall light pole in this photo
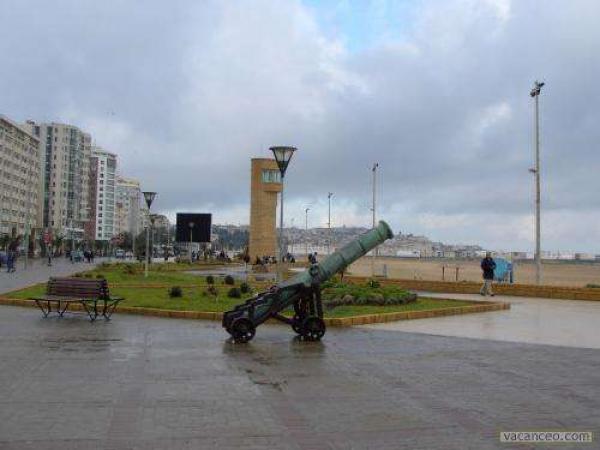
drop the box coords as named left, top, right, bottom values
left=305, top=207, right=310, bottom=257
left=142, top=191, right=156, bottom=278
left=188, top=221, right=195, bottom=263
left=530, top=81, right=544, bottom=285
left=270, top=146, right=296, bottom=282
left=23, top=177, right=33, bottom=270
left=371, top=163, right=379, bottom=277
left=290, top=217, right=295, bottom=255
left=327, top=192, right=333, bottom=255
left=70, top=218, right=75, bottom=264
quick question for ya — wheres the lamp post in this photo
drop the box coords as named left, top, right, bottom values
left=150, top=214, right=157, bottom=263
left=70, top=218, right=75, bottom=264
left=305, top=207, right=310, bottom=257
left=188, top=221, right=195, bottom=263
left=327, top=192, right=333, bottom=255
left=530, top=81, right=544, bottom=285
left=290, top=217, right=295, bottom=255
left=371, top=163, right=378, bottom=278
left=142, top=191, right=156, bottom=278
left=270, top=146, right=297, bottom=283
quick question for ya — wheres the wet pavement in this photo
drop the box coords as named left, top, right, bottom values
left=362, top=292, right=600, bottom=349
left=1, top=306, right=599, bottom=449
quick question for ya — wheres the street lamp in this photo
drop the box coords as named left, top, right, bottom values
left=270, top=146, right=296, bottom=282
left=188, top=221, right=195, bottom=263
left=530, top=81, right=544, bottom=285
left=327, top=192, right=333, bottom=255
left=371, top=163, right=379, bottom=277
left=142, top=191, right=157, bottom=278
left=305, top=207, right=310, bottom=257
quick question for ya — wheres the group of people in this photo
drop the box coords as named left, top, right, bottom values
left=255, top=255, right=277, bottom=265
left=82, top=250, right=95, bottom=263
left=1, top=236, right=22, bottom=273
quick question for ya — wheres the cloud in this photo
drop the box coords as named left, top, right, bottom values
left=1, top=0, right=599, bottom=252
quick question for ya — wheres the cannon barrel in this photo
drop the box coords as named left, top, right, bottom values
left=280, top=220, right=394, bottom=288
left=223, top=220, right=394, bottom=341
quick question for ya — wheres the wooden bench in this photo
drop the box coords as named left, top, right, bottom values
left=30, top=277, right=124, bottom=321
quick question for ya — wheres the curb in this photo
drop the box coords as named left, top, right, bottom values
left=0, top=296, right=509, bottom=327
left=346, top=276, right=600, bottom=301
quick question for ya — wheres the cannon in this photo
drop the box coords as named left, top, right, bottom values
left=222, top=220, right=394, bottom=343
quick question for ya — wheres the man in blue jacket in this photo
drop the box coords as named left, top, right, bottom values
left=480, top=252, right=496, bottom=296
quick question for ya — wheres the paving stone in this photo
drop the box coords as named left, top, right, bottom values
left=0, top=305, right=598, bottom=449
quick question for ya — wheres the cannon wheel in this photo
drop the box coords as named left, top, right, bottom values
left=292, top=299, right=309, bottom=335
left=301, top=316, right=326, bottom=341
left=230, top=318, right=256, bottom=343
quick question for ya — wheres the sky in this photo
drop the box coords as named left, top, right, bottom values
left=2, top=0, right=599, bottom=252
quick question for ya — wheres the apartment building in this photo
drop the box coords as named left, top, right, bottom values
left=0, top=115, right=41, bottom=238
left=87, top=147, right=117, bottom=241
left=114, top=176, right=141, bottom=236
left=24, top=121, right=91, bottom=238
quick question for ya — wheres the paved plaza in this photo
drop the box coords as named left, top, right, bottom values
left=0, top=257, right=105, bottom=295
left=0, top=305, right=599, bottom=449
left=364, top=292, right=600, bottom=349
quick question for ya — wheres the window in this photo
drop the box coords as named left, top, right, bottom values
left=261, top=169, right=281, bottom=183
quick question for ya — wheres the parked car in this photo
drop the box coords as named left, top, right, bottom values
left=115, top=249, right=125, bottom=259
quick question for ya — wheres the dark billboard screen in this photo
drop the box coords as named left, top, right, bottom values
left=176, top=213, right=212, bottom=243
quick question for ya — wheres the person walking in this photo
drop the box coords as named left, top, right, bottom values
left=480, top=252, right=496, bottom=296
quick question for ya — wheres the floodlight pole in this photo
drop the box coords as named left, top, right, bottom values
left=327, top=192, right=333, bottom=255
left=371, top=163, right=378, bottom=278
left=305, top=208, right=310, bottom=257
left=142, top=192, right=156, bottom=278
left=530, top=82, right=544, bottom=285
left=189, top=222, right=194, bottom=263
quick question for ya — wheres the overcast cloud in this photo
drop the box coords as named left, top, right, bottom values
left=2, top=0, right=599, bottom=252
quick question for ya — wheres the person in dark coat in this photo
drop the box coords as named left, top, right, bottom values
left=480, top=252, right=496, bottom=296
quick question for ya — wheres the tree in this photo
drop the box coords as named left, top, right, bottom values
left=134, top=230, right=147, bottom=258
left=0, top=234, right=10, bottom=251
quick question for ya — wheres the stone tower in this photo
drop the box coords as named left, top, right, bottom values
left=249, top=158, right=281, bottom=261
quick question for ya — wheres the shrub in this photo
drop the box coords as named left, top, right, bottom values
left=240, top=282, right=251, bottom=294
left=74, top=272, right=83, bottom=278
left=586, top=283, right=600, bottom=289
left=99, top=262, right=111, bottom=269
left=206, top=275, right=215, bottom=285
left=322, top=282, right=417, bottom=309
left=83, top=273, right=93, bottom=278
left=122, top=264, right=137, bottom=275
left=367, top=279, right=381, bottom=288
left=207, top=286, right=218, bottom=297
left=224, top=275, right=235, bottom=285
left=96, top=274, right=105, bottom=279
left=227, top=287, right=241, bottom=298
left=169, top=286, right=183, bottom=298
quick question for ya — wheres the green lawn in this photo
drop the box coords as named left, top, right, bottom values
left=7, top=284, right=473, bottom=318
left=5, top=262, right=475, bottom=318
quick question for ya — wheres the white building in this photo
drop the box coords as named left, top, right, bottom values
left=88, top=147, right=117, bottom=241
left=114, top=176, right=141, bottom=236
left=23, top=121, right=91, bottom=239
left=0, top=115, right=42, bottom=239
